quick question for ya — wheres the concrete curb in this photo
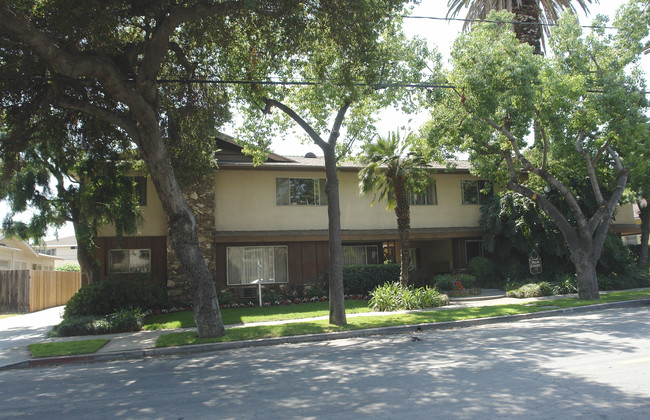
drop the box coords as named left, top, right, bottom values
left=4, top=298, right=649, bottom=371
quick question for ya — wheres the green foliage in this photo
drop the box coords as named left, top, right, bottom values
left=598, top=234, right=635, bottom=275
left=63, top=278, right=167, bottom=318
left=423, top=6, right=649, bottom=296
left=477, top=192, right=638, bottom=284
left=597, top=269, right=650, bottom=291
left=50, top=307, right=144, bottom=337
left=304, top=285, right=326, bottom=298
left=218, top=290, right=235, bottom=306
left=554, top=274, right=578, bottom=294
left=262, top=289, right=280, bottom=303
left=506, top=283, right=547, bottom=298
left=433, top=274, right=455, bottom=291
left=368, top=282, right=449, bottom=311
left=56, top=262, right=80, bottom=272
left=467, top=257, right=498, bottom=286
left=343, top=263, right=401, bottom=295
left=457, top=274, right=477, bottom=289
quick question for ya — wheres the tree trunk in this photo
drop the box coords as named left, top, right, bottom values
left=393, top=178, right=411, bottom=287
left=70, top=206, right=100, bottom=285
left=323, top=146, right=347, bottom=326
left=75, top=237, right=100, bottom=285
left=639, top=202, right=649, bottom=268
left=137, top=129, right=225, bottom=338
left=512, top=0, right=542, bottom=55
left=570, top=247, right=600, bottom=300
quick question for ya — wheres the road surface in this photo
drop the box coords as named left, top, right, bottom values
left=2, top=306, right=649, bottom=419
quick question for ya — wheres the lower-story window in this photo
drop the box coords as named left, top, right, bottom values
left=227, top=246, right=288, bottom=285
left=343, top=245, right=379, bottom=265
left=109, top=249, right=151, bottom=274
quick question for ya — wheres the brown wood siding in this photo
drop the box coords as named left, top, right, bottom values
left=95, top=236, right=167, bottom=288
left=215, top=241, right=330, bottom=289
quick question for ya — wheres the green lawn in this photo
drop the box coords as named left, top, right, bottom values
left=28, top=339, right=109, bottom=358
left=144, top=299, right=372, bottom=330
left=155, top=289, right=650, bottom=348
left=0, top=313, right=20, bottom=320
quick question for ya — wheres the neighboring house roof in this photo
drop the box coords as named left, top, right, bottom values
left=0, top=233, right=62, bottom=261
left=42, top=235, right=77, bottom=248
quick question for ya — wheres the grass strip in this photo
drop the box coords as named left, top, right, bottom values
left=144, top=300, right=371, bottom=330
left=28, top=339, right=109, bottom=358
left=0, top=314, right=20, bottom=320
left=155, top=289, right=650, bottom=348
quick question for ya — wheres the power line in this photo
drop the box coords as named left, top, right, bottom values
left=2, top=76, right=648, bottom=95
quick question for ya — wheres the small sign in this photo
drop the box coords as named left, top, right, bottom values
left=529, top=251, right=542, bottom=275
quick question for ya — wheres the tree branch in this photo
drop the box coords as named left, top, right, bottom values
left=263, top=98, right=327, bottom=149
left=54, top=96, right=140, bottom=144
left=328, top=100, right=351, bottom=148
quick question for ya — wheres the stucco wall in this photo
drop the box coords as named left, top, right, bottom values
left=97, top=176, right=168, bottom=237
left=213, top=169, right=484, bottom=232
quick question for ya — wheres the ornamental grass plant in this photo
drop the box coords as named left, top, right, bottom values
left=368, top=282, right=449, bottom=311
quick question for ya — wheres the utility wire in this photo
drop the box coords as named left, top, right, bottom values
left=2, top=75, right=648, bottom=95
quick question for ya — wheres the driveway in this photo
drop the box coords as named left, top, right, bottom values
left=0, top=306, right=64, bottom=367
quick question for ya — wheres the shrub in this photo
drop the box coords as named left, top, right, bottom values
left=50, top=307, right=144, bottom=337
left=457, top=274, right=477, bottom=289
left=218, top=290, right=235, bottom=306
left=538, top=281, right=555, bottom=296
left=598, top=273, right=640, bottom=291
left=433, top=274, right=455, bottom=291
left=368, top=282, right=449, bottom=312
left=553, top=274, right=577, bottom=294
left=106, top=307, right=144, bottom=333
left=262, top=289, right=280, bottom=303
left=64, top=278, right=167, bottom=318
left=467, top=257, right=497, bottom=286
left=56, top=262, right=81, bottom=272
left=304, top=285, right=326, bottom=298
left=506, top=283, right=539, bottom=298
left=343, top=264, right=400, bottom=295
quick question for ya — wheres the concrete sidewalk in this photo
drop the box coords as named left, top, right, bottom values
left=3, top=289, right=649, bottom=370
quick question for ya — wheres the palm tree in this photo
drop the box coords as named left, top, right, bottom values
left=359, top=131, right=432, bottom=287
left=446, top=0, right=596, bottom=54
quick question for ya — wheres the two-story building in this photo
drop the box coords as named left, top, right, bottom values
left=94, top=136, right=641, bottom=301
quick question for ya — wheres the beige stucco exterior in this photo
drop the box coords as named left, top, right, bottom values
left=213, top=169, right=484, bottom=232
left=97, top=165, right=639, bottom=239
left=97, top=177, right=168, bottom=237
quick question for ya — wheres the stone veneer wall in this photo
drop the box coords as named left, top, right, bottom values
left=166, top=175, right=216, bottom=303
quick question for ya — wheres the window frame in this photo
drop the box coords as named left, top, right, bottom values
left=226, top=245, right=289, bottom=285
left=276, top=177, right=328, bottom=206
left=108, top=249, right=152, bottom=274
left=343, top=245, right=379, bottom=266
left=461, top=180, right=492, bottom=205
left=409, top=184, right=437, bottom=206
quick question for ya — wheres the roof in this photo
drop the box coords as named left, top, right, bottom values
left=213, top=135, right=472, bottom=173
left=42, top=235, right=77, bottom=247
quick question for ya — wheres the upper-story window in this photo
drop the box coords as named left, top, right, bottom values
left=409, top=185, right=437, bottom=206
left=276, top=178, right=328, bottom=206
left=461, top=180, right=492, bottom=205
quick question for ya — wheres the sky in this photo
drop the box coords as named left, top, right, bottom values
left=0, top=0, right=644, bottom=241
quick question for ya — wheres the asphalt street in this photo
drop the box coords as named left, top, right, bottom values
left=1, top=306, right=649, bottom=419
